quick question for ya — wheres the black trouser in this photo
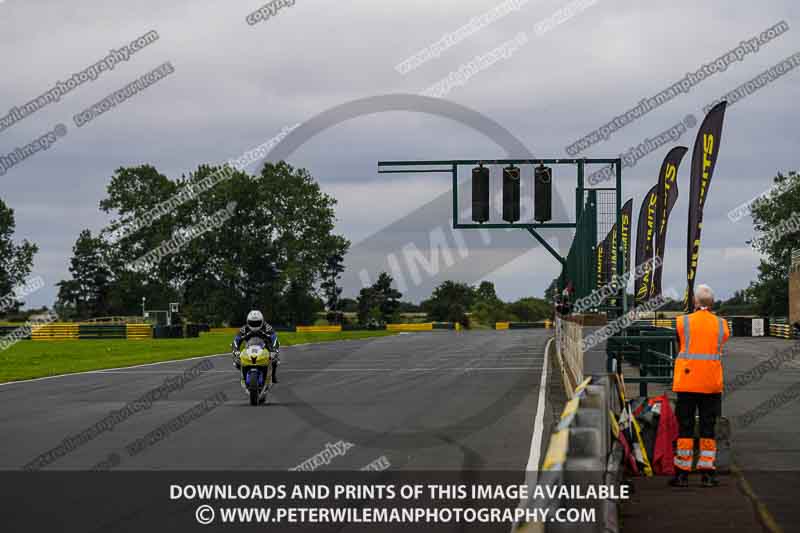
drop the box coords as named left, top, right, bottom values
left=675, top=392, right=721, bottom=438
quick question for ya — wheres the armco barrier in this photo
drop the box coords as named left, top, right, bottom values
left=0, top=325, right=29, bottom=339
left=4, top=322, right=152, bottom=340
left=510, top=322, right=549, bottom=329
left=126, top=323, right=153, bottom=339
left=296, top=325, right=342, bottom=333
left=386, top=323, right=433, bottom=331
left=31, top=323, right=79, bottom=341
left=770, top=323, right=794, bottom=339
left=514, top=314, right=623, bottom=532
left=514, top=374, right=622, bottom=533
left=495, top=321, right=552, bottom=330
left=432, top=322, right=461, bottom=330
left=385, top=322, right=461, bottom=331
left=78, top=324, right=127, bottom=339
left=152, top=325, right=183, bottom=339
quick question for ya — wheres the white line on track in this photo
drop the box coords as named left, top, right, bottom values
left=0, top=337, right=393, bottom=387
left=0, top=353, right=229, bottom=387
left=463, top=367, right=544, bottom=371
left=525, top=336, right=551, bottom=481
left=0, top=334, right=549, bottom=387
left=281, top=367, right=543, bottom=373
left=57, top=366, right=545, bottom=377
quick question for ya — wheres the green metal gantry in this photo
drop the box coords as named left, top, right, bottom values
left=377, top=158, right=625, bottom=315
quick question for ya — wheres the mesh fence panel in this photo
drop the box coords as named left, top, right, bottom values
left=561, top=187, right=621, bottom=312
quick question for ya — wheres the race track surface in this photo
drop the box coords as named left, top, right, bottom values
left=723, top=336, right=800, bottom=531
left=1, top=330, right=553, bottom=473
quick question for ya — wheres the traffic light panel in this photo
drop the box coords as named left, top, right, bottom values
left=534, top=165, right=552, bottom=222
left=502, top=165, right=520, bottom=223
left=472, top=166, right=490, bottom=223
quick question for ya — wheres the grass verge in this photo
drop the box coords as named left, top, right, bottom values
left=0, top=330, right=397, bottom=383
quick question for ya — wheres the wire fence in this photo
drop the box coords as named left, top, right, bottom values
left=561, top=187, right=622, bottom=312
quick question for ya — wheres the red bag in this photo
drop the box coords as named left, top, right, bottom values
left=647, top=395, right=679, bottom=475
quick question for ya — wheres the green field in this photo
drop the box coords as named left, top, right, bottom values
left=0, top=330, right=397, bottom=383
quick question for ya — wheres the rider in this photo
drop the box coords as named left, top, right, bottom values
left=231, top=310, right=280, bottom=383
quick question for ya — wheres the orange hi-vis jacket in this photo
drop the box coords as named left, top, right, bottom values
left=672, top=309, right=730, bottom=394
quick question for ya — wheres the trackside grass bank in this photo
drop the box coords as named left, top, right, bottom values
left=0, top=331, right=398, bottom=383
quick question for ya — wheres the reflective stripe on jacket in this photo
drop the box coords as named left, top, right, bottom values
left=672, top=309, right=730, bottom=394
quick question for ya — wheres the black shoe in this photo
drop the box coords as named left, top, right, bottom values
left=668, top=473, right=689, bottom=487
left=701, top=472, right=720, bottom=487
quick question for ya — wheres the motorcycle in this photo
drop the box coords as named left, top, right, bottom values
left=236, top=337, right=274, bottom=405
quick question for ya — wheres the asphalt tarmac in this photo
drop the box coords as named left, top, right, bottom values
left=1, top=330, right=554, bottom=472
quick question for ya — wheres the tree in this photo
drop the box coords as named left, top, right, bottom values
left=56, top=230, right=112, bottom=319
left=396, top=301, right=422, bottom=313
left=422, top=280, right=475, bottom=324
left=748, top=170, right=800, bottom=316
left=284, top=278, right=324, bottom=326
left=374, top=272, right=402, bottom=320
left=748, top=260, right=787, bottom=316
left=356, top=272, right=402, bottom=325
left=339, top=298, right=358, bottom=313
left=99, top=165, right=182, bottom=318
left=717, top=289, right=756, bottom=316
left=0, top=197, right=38, bottom=315
left=320, top=235, right=347, bottom=323
left=356, top=286, right=379, bottom=325
left=470, top=280, right=512, bottom=326
left=93, top=161, right=349, bottom=325
left=507, top=297, right=551, bottom=322
left=476, top=281, right=500, bottom=303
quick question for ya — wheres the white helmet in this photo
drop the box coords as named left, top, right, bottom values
left=246, top=310, right=264, bottom=331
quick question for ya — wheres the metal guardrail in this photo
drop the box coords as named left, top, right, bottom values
left=1, top=322, right=152, bottom=340
left=207, top=323, right=462, bottom=334
left=770, top=323, right=795, bottom=339
left=125, top=324, right=153, bottom=339
left=495, top=321, right=553, bottom=330
left=515, top=374, right=622, bottom=533
left=295, top=325, right=343, bottom=333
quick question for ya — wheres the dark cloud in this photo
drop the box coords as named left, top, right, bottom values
left=0, top=0, right=797, bottom=306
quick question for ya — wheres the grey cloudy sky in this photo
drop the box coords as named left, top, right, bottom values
left=1, top=0, right=799, bottom=307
